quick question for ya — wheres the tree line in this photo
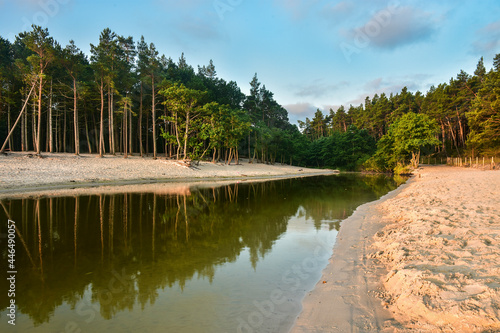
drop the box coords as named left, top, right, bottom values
left=299, top=55, right=500, bottom=171
left=1, top=26, right=499, bottom=172
left=0, top=26, right=296, bottom=164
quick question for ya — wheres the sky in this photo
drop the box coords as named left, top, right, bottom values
left=1, top=0, right=500, bottom=124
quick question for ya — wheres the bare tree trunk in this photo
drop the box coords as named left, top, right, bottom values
left=7, top=103, right=12, bottom=150
left=139, top=82, right=144, bottom=157
left=21, top=100, right=25, bottom=151
left=108, top=85, right=115, bottom=155
left=63, top=105, right=67, bottom=153
left=36, top=69, right=43, bottom=155
left=174, top=111, right=181, bottom=160
left=49, top=79, right=53, bottom=153
left=457, top=109, right=465, bottom=147
left=183, top=110, right=190, bottom=160
left=164, top=101, right=168, bottom=157
left=129, top=99, right=132, bottom=155
left=446, top=117, right=460, bottom=157
left=124, top=98, right=128, bottom=158
left=55, top=111, right=59, bottom=152
left=111, top=91, right=115, bottom=154
left=23, top=102, right=28, bottom=151
left=152, top=75, right=157, bottom=159
left=99, top=79, right=105, bottom=157
left=73, top=77, right=79, bottom=155
left=145, top=110, right=149, bottom=156
left=32, top=98, right=36, bottom=151
left=1, top=80, right=37, bottom=153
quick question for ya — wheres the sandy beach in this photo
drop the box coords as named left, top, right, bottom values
left=0, top=152, right=336, bottom=197
left=2, top=153, right=499, bottom=332
left=293, top=165, right=500, bottom=332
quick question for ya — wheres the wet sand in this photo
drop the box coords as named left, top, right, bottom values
left=292, top=165, right=500, bottom=332
left=0, top=152, right=336, bottom=197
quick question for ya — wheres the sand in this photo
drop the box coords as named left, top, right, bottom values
left=3, top=153, right=499, bottom=332
left=0, top=152, right=336, bottom=197
left=292, top=165, right=500, bottom=333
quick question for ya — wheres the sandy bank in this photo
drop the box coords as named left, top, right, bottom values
left=0, top=152, right=336, bottom=197
left=292, top=166, right=500, bottom=332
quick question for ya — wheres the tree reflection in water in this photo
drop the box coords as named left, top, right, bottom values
left=0, top=174, right=403, bottom=328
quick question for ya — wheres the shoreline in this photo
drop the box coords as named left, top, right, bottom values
left=0, top=152, right=337, bottom=198
left=292, top=165, right=500, bottom=332
left=291, top=168, right=412, bottom=333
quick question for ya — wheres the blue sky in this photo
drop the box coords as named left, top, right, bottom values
left=1, top=0, right=500, bottom=124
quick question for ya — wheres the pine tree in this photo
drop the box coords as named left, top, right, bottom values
left=22, top=25, right=54, bottom=155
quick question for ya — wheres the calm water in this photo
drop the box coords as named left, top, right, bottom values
left=0, top=174, right=404, bottom=333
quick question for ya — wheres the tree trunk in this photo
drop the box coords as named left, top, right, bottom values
left=139, top=82, right=144, bottom=157
left=124, top=98, right=128, bottom=158
left=183, top=110, right=190, bottom=159
left=21, top=99, right=26, bottom=151
left=145, top=110, right=149, bottom=156
left=108, top=85, right=115, bottom=155
left=1, top=80, right=37, bottom=153
left=129, top=98, right=132, bottom=155
left=99, top=79, right=105, bottom=157
left=36, top=68, right=43, bottom=155
left=440, top=120, right=446, bottom=155
left=23, top=101, right=28, bottom=151
left=63, top=105, right=67, bottom=153
left=55, top=110, right=59, bottom=152
left=175, top=111, right=181, bottom=160
left=152, top=75, right=157, bottom=159
left=32, top=98, right=36, bottom=151
left=7, top=103, right=12, bottom=150
left=73, top=77, right=79, bottom=155
left=92, top=112, right=97, bottom=153
left=49, top=79, right=53, bottom=153
left=457, top=109, right=465, bottom=147
left=446, top=117, right=460, bottom=157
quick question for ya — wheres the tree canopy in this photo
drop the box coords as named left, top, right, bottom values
left=1, top=26, right=499, bottom=172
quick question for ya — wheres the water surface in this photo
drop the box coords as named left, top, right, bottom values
left=0, top=174, right=404, bottom=332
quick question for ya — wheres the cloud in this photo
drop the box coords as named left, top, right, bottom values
left=321, top=104, right=342, bottom=112
left=364, top=77, right=383, bottom=91
left=348, top=74, right=433, bottom=106
left=290, top=79, right=349, bottom=99
left=472, top=20, right=500, bottom=55
left=344, top=5, right=439, bottom=50
left=284, top=102, right=318, bottom=116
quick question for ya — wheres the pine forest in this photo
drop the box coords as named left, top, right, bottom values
left=1, top=26, right=499, bottom=172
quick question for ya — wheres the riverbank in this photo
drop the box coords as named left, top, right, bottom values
left=0, top=152, right=336, bottom=197
left=292, top=165, right=500, bottom=332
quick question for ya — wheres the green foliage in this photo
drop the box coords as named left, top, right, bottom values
left=302, top=126, right=376, bottom=171
left=1, top=25, right=499, bottom=170
left=366, top=112, right=439, bottom=172
left=466, top=68, right=500, bottom=154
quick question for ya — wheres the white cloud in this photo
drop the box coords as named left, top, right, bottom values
left=348, top=74, right=433, bottom=106
left=344, top=5, right=440, bottom=50
left=284, top=102, right=318, bottom=116
left=290, top=79, right=349, bottom=99
left=472, top=20, right=500, bottom=56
